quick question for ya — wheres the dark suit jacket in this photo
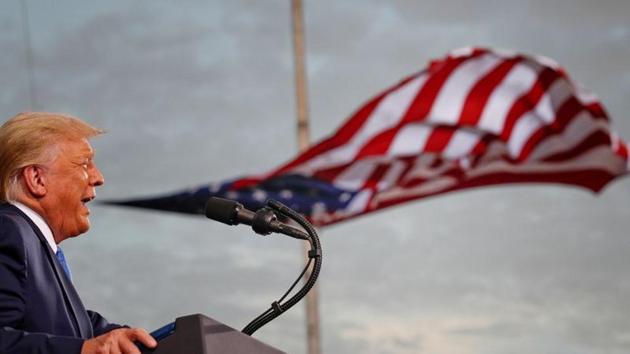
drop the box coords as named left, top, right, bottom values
left=0, top=203, right=121, bottom=354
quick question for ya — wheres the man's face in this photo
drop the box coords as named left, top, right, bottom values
left=42, top=138, right=104, bottom=242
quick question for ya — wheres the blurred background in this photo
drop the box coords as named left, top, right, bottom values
left=1, top=1, right=629, bottom=353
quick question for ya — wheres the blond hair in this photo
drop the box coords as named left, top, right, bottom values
left=0, top=112, right=104, bottom=202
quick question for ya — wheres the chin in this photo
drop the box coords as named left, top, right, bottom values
left=74, top=219, right=91, bottom=236
left=79, top=222, right=91, bottom=234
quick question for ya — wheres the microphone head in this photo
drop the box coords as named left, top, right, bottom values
left=205, top=197, right=242, bottom=225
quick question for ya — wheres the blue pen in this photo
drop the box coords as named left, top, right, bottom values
left=151, top=322, right=176, bottom=341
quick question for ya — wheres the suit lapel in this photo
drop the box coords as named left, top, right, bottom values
left=5, top=204, right=93, bottom=338
left=45, top=244, right=94, bottom=338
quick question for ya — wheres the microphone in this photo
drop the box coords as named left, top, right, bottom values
left=205, top=197, right=309, bottom=240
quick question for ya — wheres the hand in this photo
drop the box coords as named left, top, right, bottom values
left=81, top=327, right=157, bottom=354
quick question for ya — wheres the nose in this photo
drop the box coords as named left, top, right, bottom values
left=90, top=164, right=105, bottom=187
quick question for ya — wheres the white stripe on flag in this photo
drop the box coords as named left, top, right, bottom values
left=544, top=79, right=573, bottom=123
left=403, top=154, right=453, bottom=180
left=574, top=84, right=600, bottom=106
left=377, top=160, right=407, bottom=191
left=333, top=159, right=377, bottom=190
left=469, top=145, right=626, bottom=177
left=387, top=123, right=433, bottom=157
left=529, top=111, right=609, bottom=161
left=374, top=175, right=459, bottom=205
left=533, top=54, right=561, bottom=71
left=428, top=53, right=505, bottom=125
left=443, top=129, right=482, bottom=159
left=508, top=78, right=574, bottom=157
left=344, top=189, right=372, bottom=215
left=477, top=62, right=541, bottom=134
left=508, top=112, right=542, bottom=158
left=534, top=85, right=559, bottom=124
left=449, top=46, right=475, bottom=58
left=611, top=131, right=620, bottom=152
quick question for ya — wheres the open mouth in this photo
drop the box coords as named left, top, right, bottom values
left=81, top=196, right=95, bottom=204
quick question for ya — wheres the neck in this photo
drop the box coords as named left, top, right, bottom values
left=13, top=195, right=64, bottom=244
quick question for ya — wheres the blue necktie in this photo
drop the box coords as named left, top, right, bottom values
left=55, top=248, right=72, bottom=280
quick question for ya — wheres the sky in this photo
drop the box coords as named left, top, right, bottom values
left=1, top=1, right=630, bottom=353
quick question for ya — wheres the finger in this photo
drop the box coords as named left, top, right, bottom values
left=119, top=337, right=142, bottom=354
left=127, top=328, right=158, bottom=348
left=111, top=343, right=123, bottom=354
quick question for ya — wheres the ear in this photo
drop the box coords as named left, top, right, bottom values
left=21, top=165, right=48, bottom=198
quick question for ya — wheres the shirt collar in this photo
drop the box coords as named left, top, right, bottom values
left=10, top=201, right=58, bottom=253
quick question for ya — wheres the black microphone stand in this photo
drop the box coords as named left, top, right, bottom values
left=139, top=199, right=320, bottom=353
left=241, top=199, right=322, bottom=335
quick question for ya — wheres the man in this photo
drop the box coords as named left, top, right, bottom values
left=0, top=112, right=157, bottom=354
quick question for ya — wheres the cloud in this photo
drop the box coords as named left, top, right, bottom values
left=2, top=1, right=630, bottom=353
left=7, top=4, right=305, bottom=197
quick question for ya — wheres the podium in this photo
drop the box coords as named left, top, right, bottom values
left=141, top=314, right=286, bottom=354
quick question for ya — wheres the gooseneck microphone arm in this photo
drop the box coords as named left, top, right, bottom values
left=241, top=199, right=322, bottom=336
left=205, top=197, right=322, bottom=336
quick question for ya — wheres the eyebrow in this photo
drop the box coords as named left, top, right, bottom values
left=71, top=151, right=93, bottom=163
left=80, top=148, right=94, bottom=158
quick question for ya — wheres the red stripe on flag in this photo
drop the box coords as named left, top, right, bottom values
left=459, top=57, right=522, bottom=126
left=540, top=130, right=611, bottom=162
left=400, top=55, right=474, bottom=124
left=618, top=141, right=629, bottom=160
left=362, top=163, right=390, bottom=192
left=372, top=169, right=619, bottom=212
left=584, top=101, right=608, bottom=121
left=312, top=164, right=349, bottom=182
left=518, top=96, right=585, bottom=161
left=423, top=126, right=456, bottom=153
left=354, top=128, right=401, bottom=158
left=500, top=67, right=560, bottom=141
left=462, top=169, right=618, bottom=193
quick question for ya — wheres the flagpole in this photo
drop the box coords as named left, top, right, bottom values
left=292, top=0, right=311, bottom=149
left=20, top=0, right=37, bottom=110
left=290, top=1, right=322, bottom=354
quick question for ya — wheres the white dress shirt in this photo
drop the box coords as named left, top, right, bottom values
left=11, top=201, right=58, bottom=253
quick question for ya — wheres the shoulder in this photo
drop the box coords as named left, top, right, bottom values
left=0, top=205, right=30, bottom=280
left=0, top=203, right=24, bottom=220
left=0, top=204, right=30, bottom=235
left=0, top=204, right=34, bottom=251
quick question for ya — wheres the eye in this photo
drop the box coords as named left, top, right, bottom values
left=78, top=159, right=90, bottom=170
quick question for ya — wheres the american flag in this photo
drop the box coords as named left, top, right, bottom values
left=108, top=47, right=629, bottom=226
